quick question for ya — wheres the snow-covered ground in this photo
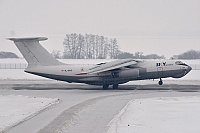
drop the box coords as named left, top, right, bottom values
left=107, top=96, right=200, bottom=133
left=0, top=95, right=59, bottom=132
left=0, top=59, right=199, bottom=132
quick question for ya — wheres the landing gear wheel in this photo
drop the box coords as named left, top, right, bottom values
left=113, top=84, right=119, bottom=89
left=103, top=84, right=109, bottom=89
left=158, top=79, right=163, bottom=85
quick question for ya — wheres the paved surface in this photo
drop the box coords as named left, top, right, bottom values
left=0, top=80, right=199, bottom=133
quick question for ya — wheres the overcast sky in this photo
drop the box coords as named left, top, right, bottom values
left=0, top=0, right=200, bottom=58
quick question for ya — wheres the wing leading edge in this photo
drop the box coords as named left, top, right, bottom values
left=87, top=59, right=138, bottom=74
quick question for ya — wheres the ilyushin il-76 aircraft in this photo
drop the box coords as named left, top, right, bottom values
left=8, top=37, right=192, bottom=89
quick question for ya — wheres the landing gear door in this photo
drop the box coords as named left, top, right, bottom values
left=157, top=67, right=163, bottom=77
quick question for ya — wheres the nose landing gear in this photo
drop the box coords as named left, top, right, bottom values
left=158, top=78, right=163, bottom=85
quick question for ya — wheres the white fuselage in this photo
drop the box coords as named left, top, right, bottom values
left=25, top=60, right=192, bottom=86
left=8, top=37, right=192, bottom=88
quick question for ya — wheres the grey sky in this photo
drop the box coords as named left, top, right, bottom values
left=0, top=0, right=200, bottom=58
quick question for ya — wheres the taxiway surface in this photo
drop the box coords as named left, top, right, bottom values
left=0, top=80, right=199, bottom=133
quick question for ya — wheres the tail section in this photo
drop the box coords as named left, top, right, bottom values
left=8, top=37, right=63, bottom=66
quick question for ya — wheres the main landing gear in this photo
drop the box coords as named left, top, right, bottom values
left=158, top=78, right=163, bottom=85
left=102, top=84, right=119, bottom=89
left=113, top=84, right=119, bottom=89
left=103, top=84, right=109, bottom=89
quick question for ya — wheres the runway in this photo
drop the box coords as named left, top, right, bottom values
left=0, top=80, right=200, bottom=133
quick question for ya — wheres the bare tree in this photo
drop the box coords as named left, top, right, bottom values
left=63, top=33, right=119, bottom=59
left=109, top=38, right=119, bottom=59
left=51, top=50, right=61, bottom=59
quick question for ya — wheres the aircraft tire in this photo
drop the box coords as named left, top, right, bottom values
left=113, top=84, right=119, bottom=89
left=158, top=80, right=163, bottom=85
left=103, top=84, right=109, bottom=89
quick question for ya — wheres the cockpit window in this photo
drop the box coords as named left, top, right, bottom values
left=175, top=61, right=183, bottom=65
left=175, top=61, right=188, bottom=66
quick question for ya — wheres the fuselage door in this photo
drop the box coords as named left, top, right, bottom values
left=157, top=67, right=163, bottom=77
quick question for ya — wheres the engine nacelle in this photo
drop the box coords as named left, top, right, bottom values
left=118, top=69, right=139, bottom=78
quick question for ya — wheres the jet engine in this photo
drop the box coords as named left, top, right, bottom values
left=118, top=69, right=139, bottom=78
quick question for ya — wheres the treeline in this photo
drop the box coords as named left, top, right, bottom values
left=53, top=34, right=200, bottom=60
left=63, top=33, right=119, bottom=59
left=117, top=52, right=165, bottom=59
left=172, top=50, right=200, bottom=59
left=0, top=51, right=19, bottom=58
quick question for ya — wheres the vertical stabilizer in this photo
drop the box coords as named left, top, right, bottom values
left=8, top=37, right=63, bottom=66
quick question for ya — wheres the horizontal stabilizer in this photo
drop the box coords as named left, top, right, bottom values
left=7, top=37, right=48, bottom=42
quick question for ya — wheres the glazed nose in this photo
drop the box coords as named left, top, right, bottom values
left=187, top=66, right=192, bottom=73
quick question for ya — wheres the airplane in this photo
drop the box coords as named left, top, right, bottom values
left=8, top=37, right=192, bottom=89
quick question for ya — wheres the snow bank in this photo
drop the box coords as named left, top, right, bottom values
left=0, top=95, right=60, bottom=132
left=107, top=96, right=200, bottom=133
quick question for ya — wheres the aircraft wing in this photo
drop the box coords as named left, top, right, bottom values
left=87, top=59, right=138, bottom=74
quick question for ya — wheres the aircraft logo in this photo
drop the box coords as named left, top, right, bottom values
left=156, top=62, right=166, bottom=66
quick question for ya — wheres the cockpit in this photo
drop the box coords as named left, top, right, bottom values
left=172, top=61, right=192, bottom=78
left=175, top=61, right=188, bottom=66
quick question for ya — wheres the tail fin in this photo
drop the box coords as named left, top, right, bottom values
left=8, top=37, right=63, bottom=66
